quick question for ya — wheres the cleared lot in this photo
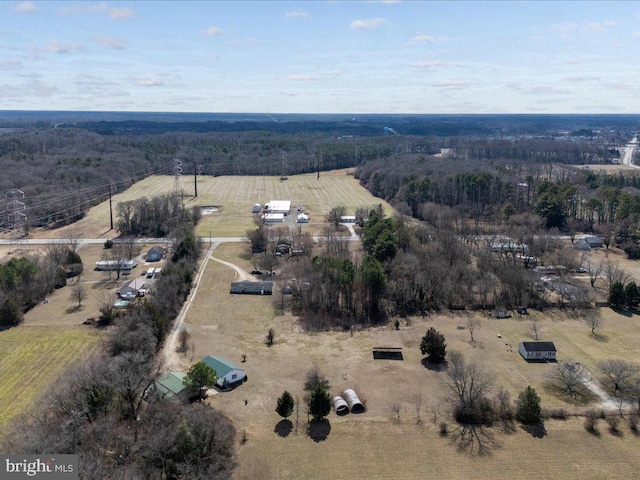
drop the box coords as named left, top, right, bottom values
left=174, top=244, right=640, bottom=480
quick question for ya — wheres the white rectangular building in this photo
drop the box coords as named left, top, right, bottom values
left=266, top=200, right=291, bottom=215
left=263, top=213, right=285, bottom=223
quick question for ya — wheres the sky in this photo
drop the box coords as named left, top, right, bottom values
left=1, top=0, right=640, bottom=114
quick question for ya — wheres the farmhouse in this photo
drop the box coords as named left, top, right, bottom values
left=152, top=372, right=193, bottom=403
left=146, top=246, right=165, bottom=262
left=340, top=215, right=356, bottom=223
left=266, top=200, right=291, bottom=215
left=201, top=355, right=245, bottom=389
left=518, top=341, right=557, bottom=361
left=117, top=278, right=148, bottom=299
left=230, top=280, right=273, bottom=295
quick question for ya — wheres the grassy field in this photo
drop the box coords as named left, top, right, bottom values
left=0, top=326, right=101, bottom=430
left=170, top=243, right=640, bottom=480
left=29, top=169, right=393, bottom=239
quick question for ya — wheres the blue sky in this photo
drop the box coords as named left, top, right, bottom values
left=1, top=1, right=640, bottom=113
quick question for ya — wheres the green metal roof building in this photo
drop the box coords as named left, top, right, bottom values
left=201, top=355, right=245, bottom=388
left=154, top=371, right=192, bottom=403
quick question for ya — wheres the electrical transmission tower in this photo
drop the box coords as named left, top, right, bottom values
left=6, top=189, right=27, bottom=236
left=281, top=151, right=288, bottom=179
left=173, top=159, right=183, bottom=196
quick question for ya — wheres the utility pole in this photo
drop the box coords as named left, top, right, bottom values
left=109, top=184, right=114, bottom=230
left=194, top=160, right=198, bottom=198
left=316, top=146, right=321, bottom=180
left=193, top=161, right=202, bottom=198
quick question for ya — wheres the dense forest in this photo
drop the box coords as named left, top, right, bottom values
left=0, top=113, right=637, bottom=234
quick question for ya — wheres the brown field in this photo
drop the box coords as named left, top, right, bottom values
left=171, top=243, right=640, bottom=480
left=3, top=169, right=640, bottom=477
left=27, top=169, right=393, bottom=240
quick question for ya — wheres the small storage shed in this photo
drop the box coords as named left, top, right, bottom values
left=297, top=213, right=309, bottom=223
left=518, top=341, right=557, bottom=361
left=252, top=203, right=262, bottom=213
left=153, top=372, right=192, bottom=403
left=201, top=355, right=245, bottom=389
left=230, top=280, right=273, bottom=295
left=584, top=236, right=604, bottom=248
left=146, top=246, right=165, bottom=262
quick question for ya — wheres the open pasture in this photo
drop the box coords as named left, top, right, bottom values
left=30, top=169, right=393, bottom=240
left=176, top=244, right=640, bottom=480
left=0, top=326, right=101, bottom=430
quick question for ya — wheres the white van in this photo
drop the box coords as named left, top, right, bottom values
left=146, top=268, right=155, bottom=278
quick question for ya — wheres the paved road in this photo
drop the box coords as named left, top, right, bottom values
left=0, top=237, right=246, bottom=246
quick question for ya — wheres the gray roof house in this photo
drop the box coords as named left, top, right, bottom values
left=201, top=355, right=245, bottom=389
left=518, top=341, right=557, bottom=361
left=230, top=280, right=273, bottom=295
left=117, top=278, right=148, bottom=299
left=146, top=246, right=165, bottom=262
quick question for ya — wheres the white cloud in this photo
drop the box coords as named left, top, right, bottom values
left=633, top=31, right=640, bottom=38
left=95, top=35, right=127, bottom=49
left=551, top=22, right=579, bottom=35
left=204, top=25, right=223, bottom=36
left=429, top=80, right=470, bottom=90
left=410, top=33, right=448, bottom=44
left=350, top=17, right=387, bottom=30
left=43, top=41, right=83, bottom=54
left=136, top=77, right=164, bottom=87
left=224, top=38, right=258, bottom=47
left=287, top=74, right=317, bottom=82
left=59, top=3, right=135, bottom=20
left=551, top=20, right=615, bottom=35
left=584, top=21, right=615, bottom=33
left=412, top=60, right=464, bottom=68
left=12, top=1, right=38, bottom=13
left=285, top=10, right=310, bottom=19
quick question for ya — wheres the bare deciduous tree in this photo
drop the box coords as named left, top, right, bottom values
left=466, top=317, right=480, bottom=344
left=70, top=283, right=87, bottom=308
left=598, top=359, right=638, bottom=395
left=547, top=363, right=591, bottom=403
left=443, top=351, right=494, bottom=423
left=586, top=314, right=602, bottom=337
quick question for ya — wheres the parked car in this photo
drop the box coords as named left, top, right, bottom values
left=576, top=267, right=587, bottom=273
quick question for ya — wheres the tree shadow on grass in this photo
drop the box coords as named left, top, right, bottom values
left=521, top=421, right=547, bottom=438
left=611, top=307, right=633, bottom=318
left=448, top=423, right=500, bottom=457
left=274, top=419, right=293, bottom=438
left=307, top=418, right=331, bottom=442
left=592, top=332, right=609, bottom=343
left=421, top=358, right=448, bottom=372
left=65, top=305, right=82, bottom=314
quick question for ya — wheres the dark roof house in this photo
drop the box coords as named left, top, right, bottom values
left=518, top=341, right=557, bottom=361
left=146, top=246, right=165, bottom=262
left=230, top=280, right=273, bottom=295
